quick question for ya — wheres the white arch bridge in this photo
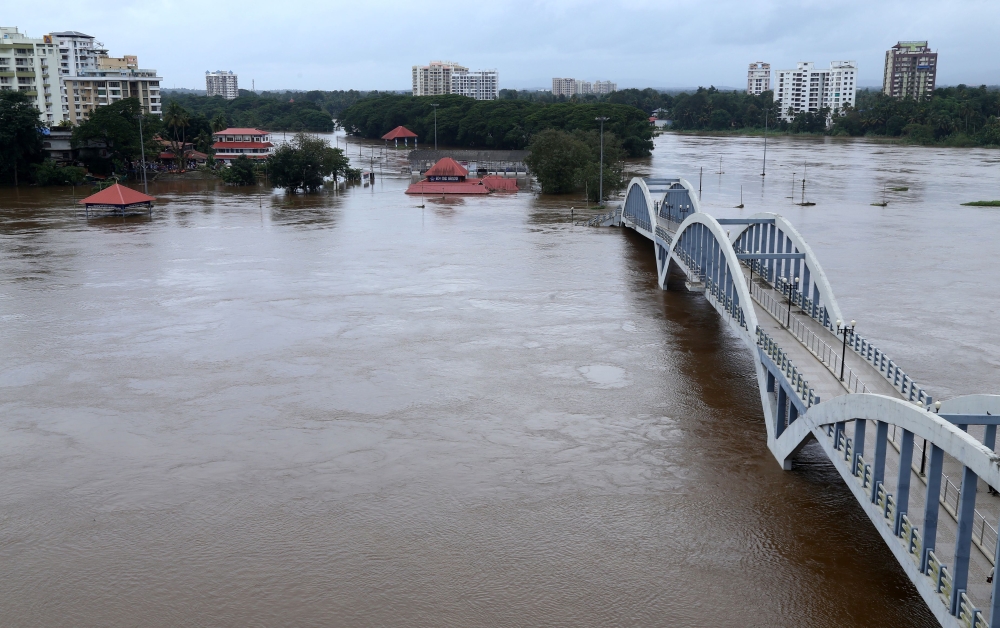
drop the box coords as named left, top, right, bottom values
left=595, top=176, right=1000, bottom=628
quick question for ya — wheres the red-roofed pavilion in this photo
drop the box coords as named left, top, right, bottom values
left=381, top=126, right=418, bottom=148
left=79, top=183, right=156, bottom=216
left=405, top=158, right=519, bottom=195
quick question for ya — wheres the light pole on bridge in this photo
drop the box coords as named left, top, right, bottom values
left=595, top=116, right=609, bottom=207
left=781, top=276, right=800, bottom=327
left=836, top=319, right=856, bottom=382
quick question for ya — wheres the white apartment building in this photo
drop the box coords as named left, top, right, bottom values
left=593, top=80, right=617, bottom=95
left=552, top=77, right=575, bottom=97
left=412, top=60, right=468, bottom=96
left=206, top=70, right=238, bottom=99
left=551, top=77, right=617, bottom=97
left=774, top=61, right=857, bottom=122
left=0, top=27, right=60, bottom=123
left=747, top=62, right=770, bottom=95
left=451, top=69, right=498, bottom=100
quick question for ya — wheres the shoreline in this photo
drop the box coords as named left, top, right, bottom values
left=662, top=129, right=997, bottom=148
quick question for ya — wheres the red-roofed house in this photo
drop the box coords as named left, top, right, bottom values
left=212, top=128, right=275, bottom=163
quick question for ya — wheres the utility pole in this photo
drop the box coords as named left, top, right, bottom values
left=595, top=116, right=609, bottom=206
left=431, top=103, right=440, bottom=150
left=137, top=112, right=148, bottom=195
left=761, top=110, right=768, bottom=177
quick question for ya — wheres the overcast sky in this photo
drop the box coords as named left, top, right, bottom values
left=9, top=0, right=999, bottom=91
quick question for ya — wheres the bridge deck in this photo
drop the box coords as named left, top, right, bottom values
left=742, top=266, right=1000, bottom=619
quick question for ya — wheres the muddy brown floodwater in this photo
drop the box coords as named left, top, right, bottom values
left=1, top=133, right=998, bottom=627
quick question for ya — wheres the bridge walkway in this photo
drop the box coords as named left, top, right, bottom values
left=741, top=265, right=1000, bottom=619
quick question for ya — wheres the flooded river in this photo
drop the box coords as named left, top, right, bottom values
left=1, top=133, right=998, bottom=627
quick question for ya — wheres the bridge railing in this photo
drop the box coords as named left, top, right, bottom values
left=825, top=427, right=993, bottom=627
left=744, top=257, right=932, bottom=406
left=747, top=278, right=872, bottom=395
left=755, top=327, right=819, bottom=408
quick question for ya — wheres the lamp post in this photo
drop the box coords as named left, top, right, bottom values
left=137, top=112, right=148, bottom=195
left=431, top=103, right=439, bottom=151
left=761, top=109, right=768, bottom=177
left=783, top=276, right=799, bottom=327
left=595, top=116, right=609, bottom=207
left=836, top=319, right=856, bottom=382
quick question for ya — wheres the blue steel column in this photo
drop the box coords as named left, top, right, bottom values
left=894, top=429, right=915, bottom=535
left=921, top=444, right=945, bottom=572
left=871, top=421, right=889, bottom=503
left=853, top=419, right=867, bottom=473
left=985, top=425, right=997, bottom=451
left=766, top=224, right=776, bottom=280
left=951, top=465, right=979, bottom=614
left=776, top=386, right=787, bottom=437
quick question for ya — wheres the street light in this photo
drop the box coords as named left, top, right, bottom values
left=123, top=109, right=148, bottom=194
left=595, top=116, right=609, bottom=207
left=836, top=319, right=856, bottom=382
left=783, top=276, right=800, bottom=327
left=430, top=103, right=440, bottom=150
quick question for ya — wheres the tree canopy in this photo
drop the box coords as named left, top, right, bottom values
left=525, top=129, right=625, bottom=201
left=72, top=98, right=162, bottom=174
left=268, top=133, right=351, bottom=193
left=338, top=94, right=654, bottom=157
left=161, top=90, right=350, bottom=132
left=0, top=91, right=44, bottom=186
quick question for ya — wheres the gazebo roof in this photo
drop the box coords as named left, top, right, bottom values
left=424, top=157, right=468, bottom=177
left=382, top=126, right=418, bottom=140
left=78, top=183, right=156, bottom=207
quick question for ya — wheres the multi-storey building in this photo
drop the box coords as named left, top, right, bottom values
left=63, top=54, right=161, bottom=124
left=206, top=70, right=238, bottom=99
left=552, top=77, right=575, bottom=97
left=451, top=69, right=498, bottom=100
left=747, top=62, right=771, bottom=95
left=551, top=77, right=616, bottom=97
left=412, top=60, right=468, bottom=96
left=593, top=80, right=617, bottom=95
left=774, top=61, right=857, bottom=122
left=883, top=41, right=937, bottom=101
left=0, top=27, right=60, bottom=123
left=212, top=127, right=274, bottom=163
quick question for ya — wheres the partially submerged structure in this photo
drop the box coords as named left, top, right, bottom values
left=78, top=183, right=156, bottom=216
left=405, top=158, right=518, bottom=195
left=382, top=126, right=418, bottom=148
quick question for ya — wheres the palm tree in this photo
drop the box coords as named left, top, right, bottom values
left=163, top=101, right=190, bottom=169
left=211, top=112, right=228, bottom=133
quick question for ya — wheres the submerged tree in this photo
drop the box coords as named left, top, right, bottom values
left=220, top=155, right=258, bottom=185
left=267, top=133, right=351, bottom=193
left=0, top=90, right=44, bottom=186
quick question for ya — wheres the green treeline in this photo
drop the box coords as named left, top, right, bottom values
left=664, top=85, right=1000, bottom=145
left=160, top=90, right=358, bottom=132
left=337, top=94, right=655, bottom=157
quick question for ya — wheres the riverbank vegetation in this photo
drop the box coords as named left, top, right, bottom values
left=524, top=129, right=625, bottom=202
left=338, top=94, right=654, bottom=157
left=160, top=90, right=388, bottom=133
left=961, top=200, right=1000, bottom=206
left=663, top=85, right=1000, bottom=146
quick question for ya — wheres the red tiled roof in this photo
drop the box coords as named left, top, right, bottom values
left=78, top=183, right=155, bottom=206
left=214, top=128, right=268, bottom=136
left=382, top=125, right=418, bottom=140
left=212, top=142, right=275, bottom=149
left=482, top=176, right=518, bottom=192
left=406, top=180, right=488, bottom=195
left=424, top=157, right=468, bottom=178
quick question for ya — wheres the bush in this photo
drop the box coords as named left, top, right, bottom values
left=903, top=123, right=935, bottom=144
left=220, top=155, right=258, bottom=186
left=886, top=115, right=906, bottom=136
left=31, top=160, right=87, bottom=186
left=977, top=118, right=1000, bottom=146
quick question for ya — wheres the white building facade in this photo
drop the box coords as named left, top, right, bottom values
left=451, top=69, right=498, bottom=100
left=551, top=77, right=617, bottom=97
left=0, top=27, right=60, bottom=123
left=412, top=60, right=467, bottom=96
left=747, top=62, right=770, bottom=95
left=774, top=61, right=857, bottom=122
left=206, top=70, right=238, bottom=99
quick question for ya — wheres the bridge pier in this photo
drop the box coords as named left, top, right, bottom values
left=871, top=421, right=889, bottom=504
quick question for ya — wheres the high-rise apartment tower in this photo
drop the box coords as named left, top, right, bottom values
left=882, top=41, right=937, bottom=101
left=774, top=61, right=857, bottom=122
left=747, top=62, right=771, bottom=95
left=206, top=70, right=238, bottom=99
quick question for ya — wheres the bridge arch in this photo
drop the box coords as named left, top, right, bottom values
left=621, top=178, right=655, bottom=237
